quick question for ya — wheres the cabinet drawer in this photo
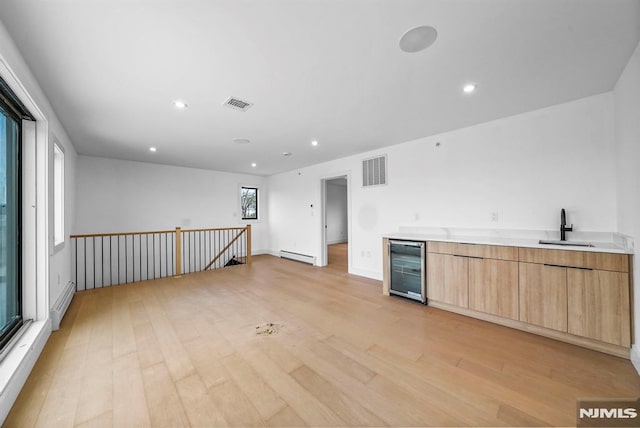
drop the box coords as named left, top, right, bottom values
left=427, top=241, right=518, bottom=261
left=518, top=248, right=629, bottom=272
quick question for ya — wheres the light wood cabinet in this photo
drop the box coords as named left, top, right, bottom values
left=427, top=242, right=518, bottom=314
left=519, top=247, right=629, bottom=272
left=428, top=242, right=518, bottom=261
left=469, top=258, right=519, bottom=320
left=519, top=262, right=568, bottom=331
left=382, top=238, right=390, bottom=296
left=518, top=253, right=632, bottom=348
left=427, top=253, right=468, bottom=307
left=385, top=237, right=633, bottom=358
left=567, top=268, right=631, bottom=347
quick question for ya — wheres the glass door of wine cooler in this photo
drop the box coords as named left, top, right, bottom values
left=388, top=240, right=426, bottom=303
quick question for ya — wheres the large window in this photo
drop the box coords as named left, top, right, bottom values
left=240, top=187, right=258, bottom=220
left=0, top=96, right=22, bottom=351
left=53, top=143, right=64, bottom=247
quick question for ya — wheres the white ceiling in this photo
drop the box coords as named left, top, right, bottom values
left=1, top=1, right=639, bottom=176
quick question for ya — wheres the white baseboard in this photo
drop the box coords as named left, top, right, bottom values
left=0, top=319, right=51, bottom=424
left=348, top=266, right=382, bottom=281
left=51, top=281, right=75, bottom=331
left=267, top=250, right=280, bottom=257
left=252, top=249, right=272, bottom=256
left=631, top=345, right=640, bottom=375
left=279, top=250, right=315, bottom=265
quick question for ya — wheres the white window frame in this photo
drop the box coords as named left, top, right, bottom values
left=0, top=54, right=51, bottom=423
left=52, top=142, right=64, bottom=250
left=239, top=184, right=260, bottom=222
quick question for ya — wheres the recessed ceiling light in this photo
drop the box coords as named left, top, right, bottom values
left=463, top=83, right=477, bottom=93
left=251, top=162, right=257, bottom=167
left=173, top=100, right=188, bottom=109
left=149, top=147, right=157, bottom=152
left=311, top=140, right=318, bottom=146
left=282, top=152, right=292, bottom=157
left=399, top=25, right=438, bottom=53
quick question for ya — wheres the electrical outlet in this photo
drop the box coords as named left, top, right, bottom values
left=491, top=212, right=499, bottom=222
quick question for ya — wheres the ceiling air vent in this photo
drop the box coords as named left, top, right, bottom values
left=223, top=96, right=253, bottom=112
left=362, top=155, right=387, bottom=187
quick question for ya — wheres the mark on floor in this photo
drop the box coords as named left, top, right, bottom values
left=255, top=322, right=282, bottom=336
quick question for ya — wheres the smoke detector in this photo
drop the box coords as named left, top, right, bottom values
left=223, top=96, right=253, bottom=112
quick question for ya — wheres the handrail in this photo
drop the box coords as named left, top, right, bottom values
left=180, top=226, right=247, bottom=233
left=70, top=225, right=252, bottom=291
left=70, top=229, right=176, bottom=238
left=70, top=226, right=246, bottom=239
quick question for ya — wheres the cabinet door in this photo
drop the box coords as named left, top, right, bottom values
left=567, top=269, right=631, bottom=347
left=519, top=262, right=567, bottom=331
left=382, top=238, right=390, bottom=295
left=427, top=253, right=468, bottom=307
left=469, top=259, right=518, bottom=320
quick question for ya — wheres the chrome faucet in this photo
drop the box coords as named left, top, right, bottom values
left=560, top=208, right=573, bottom=241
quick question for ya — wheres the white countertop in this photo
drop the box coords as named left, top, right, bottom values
left=383, top=227, right=633, bottom=254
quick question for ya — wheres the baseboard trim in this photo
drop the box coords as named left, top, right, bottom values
left=279, top=250, right=316, bottom=265
left=51, top=281, right=75, bottom=331
left=252, top=249, right=271, bottom=256
left=0, top=319, right=51, bottom=424
left=631, top=345, right=640, bottom=375
left=348, top=266, right=382, bottom=281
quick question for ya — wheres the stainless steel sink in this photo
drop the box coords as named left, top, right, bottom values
left=538, top=239, right=594, bottom=247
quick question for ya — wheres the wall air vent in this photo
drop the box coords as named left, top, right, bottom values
left=362, top=155, right=387, bottom=187
left=224, top=96, right=253, bottom=112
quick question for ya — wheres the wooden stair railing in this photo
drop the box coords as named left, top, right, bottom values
left=70, top=224, right=252, bottom=291
left=203, top=227, right=246, bottom=271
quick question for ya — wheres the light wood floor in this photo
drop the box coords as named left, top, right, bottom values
left=6, top=255, right=640, bottom=427
left=327, top=243, right=347, bottom=273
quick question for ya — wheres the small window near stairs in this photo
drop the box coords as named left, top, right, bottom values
left=241, top=187, right=258, bottom=220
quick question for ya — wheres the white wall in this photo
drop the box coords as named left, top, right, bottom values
left=326, top=181, right=348, bottom=244
left=268, top=93, right=617, bottom=279
left=0, top=22, right=77, bottom=311
left=613, top=40, right=640, bottom=361
left=48, top=135, right=76, bottom=308
left=0, top=19, right=77, bottom=423
left=75, top=156, right=269, bottom=252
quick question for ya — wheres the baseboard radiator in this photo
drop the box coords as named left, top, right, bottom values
left=51, top=281, right=75, bottom=331
left=279, top=250, right=316, bottom=265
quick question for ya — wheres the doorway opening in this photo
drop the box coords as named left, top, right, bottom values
left=322, top=175, right=349, bottom=272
